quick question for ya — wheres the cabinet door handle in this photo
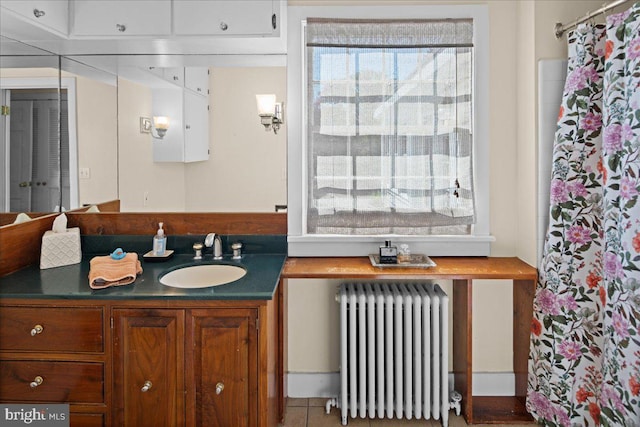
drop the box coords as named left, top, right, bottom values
left=185, top=125, right=191, bottom=130
left=215, top=382, right=224, bottom=395
left=116, top=24, right=126, bottom=32
left=30, top=376, right=44, bottom=388
left=141, top=380, right=153, bottom=392
left=219, top=22, right=228, bottom=31
left=30, top=324, right=43, bottom=336
left=33, top=9, right=45, bottom=18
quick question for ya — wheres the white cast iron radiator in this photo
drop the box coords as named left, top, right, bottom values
left=329, top=282, right=460, bottom=427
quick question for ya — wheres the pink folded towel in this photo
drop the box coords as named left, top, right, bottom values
left=89, top=253, right=143, bottom=289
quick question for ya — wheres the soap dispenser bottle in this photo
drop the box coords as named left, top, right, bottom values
left=153, top=222, right=167, bottom=256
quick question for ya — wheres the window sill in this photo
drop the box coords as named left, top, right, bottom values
left=287, top=234, right=495, bottom=257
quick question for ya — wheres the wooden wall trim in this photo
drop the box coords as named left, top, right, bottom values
left=0, top=213, right=58, bottom=276
left=65, top=213, right=287, bottom=236
left=0, top=212, right=286, bottom=277
left=0, top=212, right=51, bottom=226
left=76, top=199, right=121, bottom=212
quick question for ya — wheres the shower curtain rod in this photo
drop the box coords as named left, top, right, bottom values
left=555, top=0, right=631, bottom=38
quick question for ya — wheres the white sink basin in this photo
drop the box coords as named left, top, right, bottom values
left=160, top=265, right=246, bottom=289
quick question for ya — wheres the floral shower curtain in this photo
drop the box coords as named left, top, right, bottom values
left=528, top=3, right=640, bottom=426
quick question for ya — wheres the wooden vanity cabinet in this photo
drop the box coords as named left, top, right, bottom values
left=188, top=308, right=258, bottom=427
left=0, top=302, right=109, bottom=427
left=0, top=297, right=279, bottom=427
left=113, top=306, right=259, bottom=427
left=112, top=309, right=185, bottom=427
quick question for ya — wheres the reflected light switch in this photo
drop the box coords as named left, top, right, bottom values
left=79, top=168, right=91, bottom=179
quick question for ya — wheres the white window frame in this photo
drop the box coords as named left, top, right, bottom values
left=287, top=4, right=493, bottom=257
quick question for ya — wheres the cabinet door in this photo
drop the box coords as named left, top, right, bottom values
left=188, top=309, right=257, bottom=427
left=113, top=309, right=185, bottom=427
left=183, top=91, right=209, bottom=163
left=163, top=68, right=185, bottom=87
left=184, top=68, right=209, bottom=95
left=1, top=1, right=68, bottom=34
left=174, top=1, right=275, bottom=36
left=152, top=88, right=184, bottom=162
left=71, top=0, right=171, bottom=36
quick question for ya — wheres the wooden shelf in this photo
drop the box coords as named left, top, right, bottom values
left=281, top=256, right=538, bottom=425
left=282, top=256, right=537, bottom=280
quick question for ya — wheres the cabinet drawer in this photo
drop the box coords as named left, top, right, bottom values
left=0, top=360, right=104, bottom=403
left=71, top=413, right=105, bottom=427
left=0, top=306, right=104, bottom=353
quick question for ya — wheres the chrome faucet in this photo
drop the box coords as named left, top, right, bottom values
left=204, top=233, right=223, bottom=259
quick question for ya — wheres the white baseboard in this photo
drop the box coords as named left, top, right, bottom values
left=287, top=372, right=515, bottom=398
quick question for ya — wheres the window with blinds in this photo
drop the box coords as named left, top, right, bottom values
left=305, top=18, right=475, bottom=235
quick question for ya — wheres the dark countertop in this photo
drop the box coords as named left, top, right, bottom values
left=0, top=254, right=286, bottom=300
left=0, top=235, right=287, bottom=301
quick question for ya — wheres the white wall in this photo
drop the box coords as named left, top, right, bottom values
left=185, top=67, right=287, bottom=212
left=117, top=78, right=186, bottom=212
left=75, top=75, right=118, bottom=206
left=116, top=67, right=287, bottom=213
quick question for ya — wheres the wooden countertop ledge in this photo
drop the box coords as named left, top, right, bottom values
left=282, top=256, right=537, bottom=280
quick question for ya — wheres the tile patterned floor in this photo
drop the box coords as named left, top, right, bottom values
left=280, top=398, right=537, bottom=427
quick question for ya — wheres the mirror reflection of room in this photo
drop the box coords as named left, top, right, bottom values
left=1, top=41, right=286, bottom=221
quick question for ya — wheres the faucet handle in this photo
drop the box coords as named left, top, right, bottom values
left=193, top=242, right=203, bottom=260
left=231, top=242, right=243, bottom=259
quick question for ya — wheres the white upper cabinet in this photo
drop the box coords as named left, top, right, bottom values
left=183, top=90, right=209, bottom=162
left=70, top=0, right=171, bottom=36
left=173, top=0, right=276, bottom=36
left=1, top=1, right=68, bottom=35
left=184, top=68, right=209, bottom=95
left=152, top=85, right=209, bottom=163
left=162, top=67, right=185, bottom=86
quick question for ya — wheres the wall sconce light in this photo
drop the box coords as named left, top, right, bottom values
left=256, top=94, right=284, bottom=134
left=140, top=116, right=170, bottom=139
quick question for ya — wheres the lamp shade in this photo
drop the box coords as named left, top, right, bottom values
left=256, top=94, right=277, bottom=116
left=154, top=116, right=170, bottom=130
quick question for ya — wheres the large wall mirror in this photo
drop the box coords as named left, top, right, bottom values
left=105, top=55, right=287, bottom=214
left=1, top=36, right=66, bottom=222
left=2, top=38, right=286, bottom=226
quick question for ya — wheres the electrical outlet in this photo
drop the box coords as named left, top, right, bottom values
left=79, top=168, right=91, bottom=179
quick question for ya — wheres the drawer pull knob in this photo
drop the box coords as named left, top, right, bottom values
left=33, top=9, right=45, bottom=18
left=116, top=24, right=126, bottom=32
left=141, top=380, right=152, bottom=392
left=30, top=376, right=43, bottom=388
left=220, top=22, right=228, bottom=31
left=30, top=325, right=43, bottom=336
left=215, top=382, right=224, bottom=395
